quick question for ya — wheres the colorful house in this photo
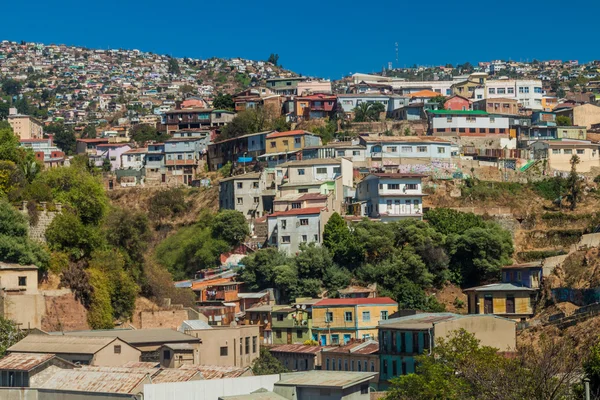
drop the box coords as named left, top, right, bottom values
left=312, top=297, right=397, bottom=345
left=271, top=305, right=313, bottom=345
left=444, top=95, right=471, bottom=111
left=463, top=262, right=542, bottom=320
left=258, top=130, right=322, bottom=167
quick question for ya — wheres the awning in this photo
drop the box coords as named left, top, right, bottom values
left=257, top=150, right=300, bottom=159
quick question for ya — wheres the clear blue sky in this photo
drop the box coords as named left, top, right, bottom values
left=1, top=0, right=598, bottom=79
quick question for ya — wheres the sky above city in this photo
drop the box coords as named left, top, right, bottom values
left=2, top=0, right=599, bottom=79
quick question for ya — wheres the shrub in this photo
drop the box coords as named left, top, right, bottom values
left=148, top=188, right=187, bottom=220
left=530, top=177, right=567, bottom=201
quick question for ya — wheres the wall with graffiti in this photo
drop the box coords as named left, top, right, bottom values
left=551, top=287, right=600, bottom=306
left=395, top=161, right=462, bottom=180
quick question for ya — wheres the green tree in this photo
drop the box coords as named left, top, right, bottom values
left=430, top=95, right=447, bottom=110
left=45, top=123, right=76, bottom=155
left=424, top=208, right=485, bottom=236
left=86, top=267, right=114, bottom=329
left=129, top=124, right=169, bottom=145
left=45, top=211, right=105, bottom=260
left=38, top=165, right=108, bottom=225
left=252, top=347, right=288, bottom=375
left=212, top=93, right=235, bottom=111
left=566, top=155, right=582, bottom=211
left=81, top=125, right=97, bottom=139
left=323, top=212, right=363, bottom=268
left=0, top=316, right=27, bottom=357
left=211, top=210, right=250, bottom=246
left=394, top=281, right=445, bottom=312
left=584, top=342, right=600, bottom=398
left=0, top=199, right=49, bottom=270
left=1, top=79, right=22, bottom=96
left=0, top=102, right=9, bottom=120
left=168, top=57, right=181, bottom=75
left=353, top=102, right=385, bottom=122
left=0, top=125, right=39, bottom=182
left=556, top=115, right=572, bottom=126
left=148, top=188, right=187, bottom=220
left=267, top=54, right=280, bottom=66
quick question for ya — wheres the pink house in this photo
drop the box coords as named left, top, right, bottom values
left=444, top=95, right=471, bottom=111
left=94, top=143, right=132, bottom=170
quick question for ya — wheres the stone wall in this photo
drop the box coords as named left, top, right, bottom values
left=21, top=201, right=62, bottom=243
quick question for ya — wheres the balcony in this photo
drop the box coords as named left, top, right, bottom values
left=371, top=152, right=382, bottom=159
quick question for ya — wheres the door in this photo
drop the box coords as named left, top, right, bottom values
left=506, top=296, right=515, bottom=314
left=108, top=180, right=114, bottom=190
left=484, top=295, right=493, bottom=314
left=343, top=334, right=351, bottom=344
left=320, top=335, right=327, bottom=346
left=161, top=174, right=166, bottom=183
left=286, top=329, right=292, bottom=344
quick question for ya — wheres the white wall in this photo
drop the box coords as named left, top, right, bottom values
left=144, top=374, right=281, bottom=400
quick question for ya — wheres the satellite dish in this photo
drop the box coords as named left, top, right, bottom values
left=301, top=304, right=306, bottom=310
left=264, top=319, right=269, bottom=325
left=296, top=304, right=301, bottom=309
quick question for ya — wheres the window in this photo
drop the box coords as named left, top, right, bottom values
left=338, top=358, right=342, bottom=370
left=253, top=182, right=259, bottom=188
left=163, top=350, right=171, bottom=360
left=294, top=137, right=301, bottom=144
left=237, top=198, right=243, bottom=205
left=497, top=88, right=506, bottom=94
left=345, top=311, right=353, bottom=322
left=270, top=141, right=276, bottom=148
left=316, top=167, right=327, bottom=174
left=351, top=360, right=355, bottom=371
left=18, top=276, right=26, bottom=287
left=381, top=311, right=388, bottom=320
left=507, top=87, right=514, bottom=94
left=358, top=360, right=362, bottom=371
left=353, top=150, right=361, bottom=156
left=437, top=147, right=446, bottom=154
left=406, top=184, right=418, bottom=190
left=337, top=151, right=345, bottom=157
left=281, top=236, right=291, bottom=243
left=325, top=312, right=333, bottom=322
left=302, top=235, right=307, bottom=242
left=292, top=202, right=301, bottom=209
left=298, top=188, right=308, bottom=193
left=564, top=149, right=573, bottom=155
left=459, top=128, right=465, bottom=133
left=417, top=146, right=427, bottom=153
left=277, top=314, right=284, bottom=321
left=281, top=220, right=287, bottom=229
left=577, top=149, right=585, bottom=155
left=383, top=359, right=388, bottom=374
left=534, top=87, right=543, bottom=93
left=326, top=358, right=330, bottom=370
left=282, top=140, right=288, bottom=147
left=392, top=360, right=398, bottom=376
left=114, top=345, right=121, bottom=354
left=446, top=117, right=452, bottom=123
left=300, top=218, right=309, bottom=226
left=345, top=359, right=349, bottom=371
left=220, top=346, right=228, bottom=356
left=401, top=146, right=412, bottom=153
left=245, top=337, right=250, bottom=354
left=253, top=197, right=260, bottom=204
left=466, top=117, right=476, bottom=122
left=276, top=330, right=282, bottom=339
left=297, top=330, right=302, bottom=338
left=517, top=271, right=522, bottom=281
left=388, top=183, right=400, bottom=190
left=489, top=128, right=496, bottom=134
left=489, top=88, right=496, bottom=94
left=314, top=234, right=318, bottom=241
left=469, top=128, right=476, bottom=133
left=499, top=128, right=506, bottom=134
left=333, top=167, right=341, bottom=174
left=331, top=334, right=340, bottom=345
left=363, top=311, right=371, bottom=321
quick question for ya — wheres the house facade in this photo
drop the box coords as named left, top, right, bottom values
left=428, top=110, right=510, bottom=136
left=266, top=207, right=331, bottom=255
left=359, top=136, right=452, bottom=167
left=321, top=340, right=379, bottom=379
left=472, top=98, right=520, bottom=115
left=272, top=306, right=313, bottom=345
left=219, top=171, right=276, bottom=219
left=354, top=173, right=425, bottom=221
left=530, top=139, right=600, bottom=172
left=312, top=297, right=397, bottom=346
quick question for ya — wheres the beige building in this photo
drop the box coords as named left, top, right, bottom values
left=555, top=103, right=600, bottom=129
left=557, top=126, right=587, bottom=140
left=269, top=344, right=323, bottom=372
left=7, top=113, right=44, bottom=140
left=0, top=352, right=75, bottom=388
left=159, top=343, right=198, bottom=368
left=322, top=340, right=379, bottom=379
left=0, top=263, right=45, bottom=330
left=183, top=325, right=261, bottom=368
left=530, top=139, right=600, bottom=172
left=8, top=335, right=141, bottom=366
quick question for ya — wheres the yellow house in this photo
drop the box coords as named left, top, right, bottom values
left=451, top=80, right=481, bottom=99
left=557, top=126, right=587, bottom=140
left=463, top=283, right=537, bottom=321
left=265, top=130, right=322, bottom=154
left=312, top=297, right=397, bottom=346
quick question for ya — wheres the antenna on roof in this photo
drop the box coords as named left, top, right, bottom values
left=395, top=42, right=399, bottom=66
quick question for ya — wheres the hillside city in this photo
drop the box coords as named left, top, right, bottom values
left=2, top=39, right=600, bottom=399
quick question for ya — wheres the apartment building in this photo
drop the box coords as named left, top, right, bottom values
left=321, top=340, right=379, bottom=378
left=530, top=139, right=600, bottom=172
left=337, top=94, right=409, bottom=118
left=354, top=173, right=425, bottom=222
left=265, top=77, right=306, bottom=95
left=259, top=130, right=322, bottom=167
left=164, top=108, right=235, bottom=133
left=183, top=325, right=260, bottom=368
left=208, top=130, right=274, bottom=171
left=428, top=110, right=510, bottom=136
left=472, top=98, right=520, bottom=115
left=485, top=79, right=543, bottom=109
left=219, top=171, right=276, bottom=219
left=266, top=207, right=332, bottom=255
left=7, top=112, right=44, bottom=140
left=359, top=136, right=452, bottom=166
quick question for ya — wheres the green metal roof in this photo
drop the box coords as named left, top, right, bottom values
left=429, top=110, right=488, bottom=115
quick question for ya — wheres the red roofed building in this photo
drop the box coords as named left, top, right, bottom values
left=293, top=94, right=338, bottom=121
left=312, top=297, right=397, bottom=346
left=322, top=339, right=379, bottom=379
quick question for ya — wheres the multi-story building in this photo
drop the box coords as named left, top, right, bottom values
left=92, top=143, right=132, bottom=170
left=297, top=80, right=332, bottom=95
left=554, top=103, right=600, bottom=129
left=472, top=98, right=520, bottom=115
left=258, top=130, right=322, bottom=167
left=233, top=87, right=282, bottom=115
left=7, top=112, right=44, bottom=140
left=183, top=325, right=260, bottom=368
left=265, top=77, right=306, bottom=95
left=529, top=139, right=600, bottom=172
left=302, top=142, right=367, bottom=165
left=354, top=173, right=425, bottom=221
left=219, top=171, right=277, bottom=219
left=208, top=130, right=275, bottom=171
left=428, top=110, right=510, bottom=136
left=164, top=108, right=235, bottom=133
left=117, top=148, right=147, bottom=186
left=266, top=207, right=332, bottom=255
left=337, top=94, right=409, bottom=118
left=321, top=340, right=379, bottom=378
left=163, top=137, right=204, bottom=185
left=271, top=304, right=313, bottom=345
left=292, top=94, right=337, bottom=121
left=312, top=297, right=397, bottom=346
left=359, top=136, right=452, bottom=167
left=485, top=79, right=543, bottom=110
left=19, top=138, right=65, bottom=167
left=377, top=313, right=516, bottom=384
left=269, top=345, right=323, bottom=372
left=463, top=262, right=542, bottom=320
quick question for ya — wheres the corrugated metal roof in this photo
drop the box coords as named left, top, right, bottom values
left=51, top=329, right=200, bottom=345
left=275, top=371, right=376, bottom=389
left=180, top=320, right=213, bottom=331
left=179, top=364, right=251, bottom=379
left=121, top=361, right=160, bottom=368
left=9, top=335, right=117, bottom=355
left=81, top=366, right=158, bottom=375
left=0, top=262, right=37, bottom=270
left=314, top=297, right=397, bottom=307
left=0, top=353, right=56, bottom=371
left=220, top=392, right=288, bottom=400
left=152, top=368, right=201, bottom=384
left=39, top=370, right=149, bottom=393
left=323, top=340, right=379, bottom=355
left=462, top=283, right=537, bottom=292
left=270, top=345, right=321, bottom=355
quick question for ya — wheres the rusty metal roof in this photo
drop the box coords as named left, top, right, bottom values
left=52, top=328, right=200, bottom=345
left=152, top=368, right=202, bottom=384
left=275, top=371, right=377, bottom=389
left=179, top=364, right=252, bottom=379
left=39, top=370, right=150, bottom=393
left=121, top=361, right=160, bottom=368
left=8, top=335, right=118, bottom=355
left=270, top=344, right=322, bottom=355
left=0, top=353, right=56, bottom=371
left=323, top=340, right=379, bottom=355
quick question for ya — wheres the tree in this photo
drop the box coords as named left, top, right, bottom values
left=167, top=58, right=180, bottom=75
left=394, top=281, right=445, bottom=311
left=0, top=125, right=39, bottom=182
left=148, top=188, right=187, bottom=220
left=424, top=208, right=485, bottom=236
left=1, top=79, right=22, bottom=96
left=252, top=347, right=288, bottom=375
left=556, top=115, right=572, bottom=126
left=45, top=211, right=105, bottom=260
left=430, top=95, right=447, bottom=110
left=0, top=316, right=27, bottom=357
left=353, top=102, right=385, bottom=122
left=0, top=199, right=49, bottom=270
left=323, top=212, right=363, bottom=268
left=584, top=342, right=600, bottom=399
left=0, top=102, right=9, bottom=120
left=81, top=125, right=97, bottom=139
left=211, top=210, right=250, bottom=246
left=129, top=124, right=169, bottom=145
left=45, top=123, right=76, bottom=155
left=267, top=54, right=279, bottom=67
left=220, top=108, right=273, bottom=139
left=212, top=93, right=235, bottom=111
left=566, top=155, right=582, bottom=211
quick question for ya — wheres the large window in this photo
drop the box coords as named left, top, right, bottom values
left=220, top=346, right=228, bottom=356
left=300, top=218, right=309, bottom=226
left=345, top=311, right=353, bottom=322
left=316, top=167, right=327, bottom=174
left=363, top=311, right=371, bottom=321
left=405, top=184, right=418, bottom=190
left=325, top=312, right=333, bottom=322
left=388, top=184, right=400, bottom=190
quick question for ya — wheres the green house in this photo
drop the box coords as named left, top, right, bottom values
left=272, top=301, right=317, bottom=345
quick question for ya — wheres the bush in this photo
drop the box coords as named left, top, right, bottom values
left=148, top=188, right=187, bottom=220
left=461, top=178, right=523, bottom=201
left=530, top=177, right=567, bottom=201
left=517, top=250, right=567, bottom=262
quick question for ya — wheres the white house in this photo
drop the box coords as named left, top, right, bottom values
left=428, top=110, right=510, bottom=135
left=120, top=148, right=147, bottom=169
left=354, top=173, right=425, bottom=222
left=359, top=136, right=452, bottom=167
left=266, top=207, right=332, bottom=255
left=485, top=79, right=543, bottom=110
